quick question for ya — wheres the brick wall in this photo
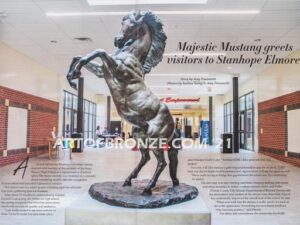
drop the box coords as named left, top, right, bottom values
left=258, top=90, right=300, bottom=166
left=0, top=104, right=8, bottom=151
left=0, top=86, right=59, bottom=167
left=259, top=111, right=286, bottom=152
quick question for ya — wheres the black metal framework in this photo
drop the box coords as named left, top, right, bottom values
left=77, top=77, right=84, bottom=137
left=232, top=77, right=239, bottom=153
left=239, top=92, right=254, bottom=151
left=63, top=90, right=96, bottom=140
left=84, top=99, right=97, bottom=141
left=224, top=101, right=233, bottom=133
left=63, top=91, right=77, bottom=138
left=209, top=96, right=213, bottom=145
left=107, top=96, right=111, bottom=132
left=223, top=91, right=254, bottom=151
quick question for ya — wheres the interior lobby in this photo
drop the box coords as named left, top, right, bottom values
left=0, top=1, right=300, bottom=225
left=1, top=0, right=300, bottom=166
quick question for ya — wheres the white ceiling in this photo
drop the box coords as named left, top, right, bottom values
left=0, top=0, right=299, bottom=96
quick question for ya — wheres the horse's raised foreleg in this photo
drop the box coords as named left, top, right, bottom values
left=66, top=56, right=81, bottom=89
left=74, top=49, right=117, bottom=75
left=67, top=49, right=117, bottom=90
left=83, top=61, right=104, bottom=78
left=142, top=147, right=167, bottom=195
left=67, top=57, right=104, bottom=89
left=123, top=146, right=150, bottom=186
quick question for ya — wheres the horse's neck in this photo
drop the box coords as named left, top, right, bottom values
left=126, top=41, right=145, bottom=58
left=121, top=26, right=151, bottom=64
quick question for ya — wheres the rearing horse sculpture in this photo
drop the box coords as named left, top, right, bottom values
left=67, top=11, right=180, bottom=195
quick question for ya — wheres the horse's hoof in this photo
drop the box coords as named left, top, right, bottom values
left=71, top=83, right=77, bottom=89
left=142, top=188, right=152, bottom=196
left=122, top=180, right=131, bottom=187
left=74, top=71, right=81, bottom=78
left=173, top=179, right=179, bottom=186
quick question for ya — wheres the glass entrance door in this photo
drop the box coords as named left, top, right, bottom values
left=224, top=92, right=254, bottom=151
left=239, top=111, right=245, bottom=149
left=239, top=92, right=254, bottom=150
left=63, top=91, right=96, bottom=140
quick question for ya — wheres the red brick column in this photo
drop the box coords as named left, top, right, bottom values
left=258, top=91, right=300, bottom=165
left=0, top=101, right=8, bottom=156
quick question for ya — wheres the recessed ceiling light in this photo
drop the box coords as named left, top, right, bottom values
left=46, top=10, right=259, bottom=17
left=87, top=0, right=207, bottom=5
left=0, top=12, right=7, bottom=17
left=156, top=10, right=259, bottom=15
left=226, top=66, right=232, bottom=69
left=74, top=37, right=93, bottom=42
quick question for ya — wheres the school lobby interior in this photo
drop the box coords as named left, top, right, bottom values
left=0, top=0, right=300, bottom=167
left=0, top=1, right=300, bottom=225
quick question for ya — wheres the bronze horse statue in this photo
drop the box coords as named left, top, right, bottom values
left=67, top=11, right=180, bottom=195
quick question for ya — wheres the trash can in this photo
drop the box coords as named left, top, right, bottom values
left=71, top=132, right=83, bottom=153
left=221, top=133, right=233, bottom=153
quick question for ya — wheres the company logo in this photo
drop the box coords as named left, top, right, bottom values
left=53, top=136, right=223, bottom=150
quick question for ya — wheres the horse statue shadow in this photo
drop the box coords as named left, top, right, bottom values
left=67, top=11, right=181, bottom=196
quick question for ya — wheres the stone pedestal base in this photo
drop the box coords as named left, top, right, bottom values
left=89, top=180, right=199, bottom=208
left=65, top=192, right=211, bottom=225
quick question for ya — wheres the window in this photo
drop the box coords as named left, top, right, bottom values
left=239, top=92, right=254, bottom=151
left=224, top=101, right=233, bottom=133
left=223, top=91, right=255, bottom=151
left=63, top=91, right=76, bottom=138
left=63, top=91, right=96, bottom=140
left=84, top=99, right=97, bottom=141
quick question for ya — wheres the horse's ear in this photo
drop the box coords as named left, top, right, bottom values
left=135, top=11, right=144, bottom=24
left=136, top=16, right=144, bottom=25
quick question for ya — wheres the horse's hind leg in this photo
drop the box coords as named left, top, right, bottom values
left=142, top=147, right=167, bottom=195
left=168, top=145, right=179, bottom=186
left=123, top=146, right=150, bottom=187
left=167, top=133, right=180, bottom=186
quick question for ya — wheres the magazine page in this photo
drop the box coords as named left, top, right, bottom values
left=0, top=1, right=299, bottom=225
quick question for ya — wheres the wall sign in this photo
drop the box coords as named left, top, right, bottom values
left=160, top=97, right=200, bottom=103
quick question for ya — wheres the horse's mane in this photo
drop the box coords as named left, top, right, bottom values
left=125, top=11, right=167, bottom=75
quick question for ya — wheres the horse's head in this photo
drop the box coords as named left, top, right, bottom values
left=114, top=11, right=145, bottom=49
left=115, top=11, right=167, bottom=75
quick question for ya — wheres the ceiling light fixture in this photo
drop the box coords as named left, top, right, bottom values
left=0, top=12, right=7, bottom=17
left=87, top=0, right=207, bottom=5
left=74, top=37, right=93, bottom=42
left=46, top=10, right=259, bottom=17
left=157, top=10, right=259, bottom=15
left=164, top=52, right=226, bottom=56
